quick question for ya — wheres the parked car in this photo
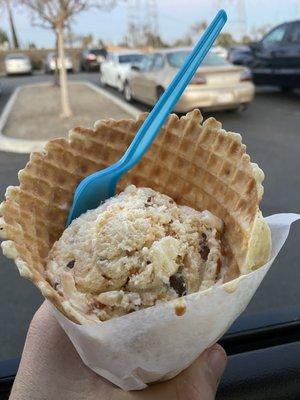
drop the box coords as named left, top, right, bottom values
left=100, top=51, right=144, bottom=92
left=229, top=21, right=300, bottom=90
left=44, top=52, right=73, bottom=73
left=227, top=45, right=253, bottom=65
left=211, top=45, right=228, bottom=59
left=124, top=48, right=254, bottom=112
left=80, top=48, right=107, bottom=71
left=4, top=53, right=32, bottom=76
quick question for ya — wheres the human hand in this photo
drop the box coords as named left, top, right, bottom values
left=10, top=302, right=227, bottom=400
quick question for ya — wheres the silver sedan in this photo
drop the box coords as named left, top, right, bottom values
left=124, top=48, right=255, bottom=112
left=5, top=53, right=32, bottom=76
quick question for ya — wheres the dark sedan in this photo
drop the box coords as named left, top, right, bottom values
left=80, top=48, right=107, bottom=71
left=228, top=20, right=300, bottom=90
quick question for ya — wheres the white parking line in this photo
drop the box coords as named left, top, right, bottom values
left=0, top=80, right=141, bottom=154
left=81, top=81, right=141, bottom=118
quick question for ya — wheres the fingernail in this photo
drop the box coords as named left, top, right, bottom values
left=207, top=345, right=227, bottom=381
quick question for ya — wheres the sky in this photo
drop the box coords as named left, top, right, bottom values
left=1, top=0, right=300, bottom=49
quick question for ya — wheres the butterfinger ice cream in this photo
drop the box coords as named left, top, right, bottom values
left=46, top=185, right=224, bottom=321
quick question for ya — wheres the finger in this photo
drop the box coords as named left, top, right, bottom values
left=174, top=344, right=227, bottom=400
left=129, top=344, right=227, bottom=400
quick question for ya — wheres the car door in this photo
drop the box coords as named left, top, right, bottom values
left=102, top=54, right=113, bottom=84
left=275, top=21, right=300, bottom=88
left=129, top=56, right=154, bottom=102
left=133, top=54, right=165, bottom=104
left=251, top=23, right=289, bottom=85
left=109, top=55, right=120, bottom=88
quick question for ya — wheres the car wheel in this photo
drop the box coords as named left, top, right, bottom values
left=99, top=72, right=106, bottom=87
left=117, top=79, right=124, bottom=92
left=280, top=86, right=292, bottom=93
left=226, top=107, right=240, bottom=113
left=124, top=82, right=132, bottom=102
left=226, top=103, right=249, bottom=113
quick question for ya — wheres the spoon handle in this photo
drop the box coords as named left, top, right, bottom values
left=119, top=9, right=227, bottom=172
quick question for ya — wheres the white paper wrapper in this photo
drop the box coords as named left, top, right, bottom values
left=49, top=213, right=300, bottom=391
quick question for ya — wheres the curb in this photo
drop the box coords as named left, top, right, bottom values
left=0, top=86, right=21, bottom=133
left=0, top=81, right=141, bottom=154
left=82, top=81, right=140, bottom=118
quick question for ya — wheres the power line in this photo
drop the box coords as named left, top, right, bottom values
left=126, top=0, right=159, bottom=47
left=212, top=0, right=247, bottom=38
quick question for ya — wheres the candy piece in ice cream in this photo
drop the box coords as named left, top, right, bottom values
left=46, top=185, right=224, bottom=322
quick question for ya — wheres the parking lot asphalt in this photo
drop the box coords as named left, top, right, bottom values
left=0, top=72, right=299, bottom=360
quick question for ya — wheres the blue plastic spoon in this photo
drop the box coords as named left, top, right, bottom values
left=67, top=10, right=227, bottom=225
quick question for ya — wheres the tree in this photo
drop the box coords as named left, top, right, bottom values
left=81, top=34, right=94, bottom=48
left=0, top=0, right=19, bottom=48
left=173, top=20, right=207, bottom=48
left=22, top=0, right=117, bottom=118
left=190, top=21, right=208, bottom=36
left=250, top=24, right=271, bottom=41
left=27, top=41, right=36, bottom=49
left=241, top=35, right=252, bottom=44
left=143, top=31, right=168, bottom=48
left=0, top=28, right=9, bottom=45
left=173, top=35, right=193, bottom=47
left=215, top=32, right=236, bottom=48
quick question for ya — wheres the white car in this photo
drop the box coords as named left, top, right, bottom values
left=5, top=53, right=32, bottom=75
left=44, top=52, right=73, bottom=73
left=211, top=46, right=228, bottom=59
left=100, top=51, right=144, bottom=92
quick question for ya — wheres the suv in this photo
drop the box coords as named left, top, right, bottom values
left=229, top=20, right=300, bottom=90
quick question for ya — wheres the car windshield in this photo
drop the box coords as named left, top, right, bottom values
left=167, top=50, right=230, bottom=68
left=119, top=54, right=143, bottom=63
left=6, top=54, right=27, bottom=60
left=90, top=49, right=107, bottom=55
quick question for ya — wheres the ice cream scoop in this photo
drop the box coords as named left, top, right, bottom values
left=47, top=186, right=224, bottom=322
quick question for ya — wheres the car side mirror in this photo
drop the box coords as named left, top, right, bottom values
left=249, top=42, right=261, bottom=51
left=131, top=65, right=140, bottom=71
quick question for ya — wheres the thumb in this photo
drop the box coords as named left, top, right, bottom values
left=175, top=344, right=227, bottom=400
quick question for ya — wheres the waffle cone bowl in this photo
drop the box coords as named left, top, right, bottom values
left=1, top=109, right=296, bottom=390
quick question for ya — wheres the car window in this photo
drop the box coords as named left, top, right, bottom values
left=90, top=49, right=107, bottom=56
left=138, top=55, right=156, bottom=71
left=152, top=54, right=164, bottom=70
left=6, top=54, right=27, bottom=60
left=262, top=25, right=287, bottom=45
left=118, top=54, right=143, bottom=64
left=289, top=22, right=300, bottom=43
left=201, top=52, right=230, bottom=66
left=167, top=50, right=230, bottom=68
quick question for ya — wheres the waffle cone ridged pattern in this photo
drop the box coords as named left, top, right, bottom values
left=0, top=110, right=271, bottom=324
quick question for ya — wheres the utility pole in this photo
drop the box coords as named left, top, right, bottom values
left=144, top=0, right=159, bottom=40
left=212, top=0, right=247, bottom=40
left=126, top=0, right=159, bottom=47
left=235, top=0, right=247, bottom=39
left=126, top=0, right=142, bottom=47
left=5, top=0, right=19, bottom=48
